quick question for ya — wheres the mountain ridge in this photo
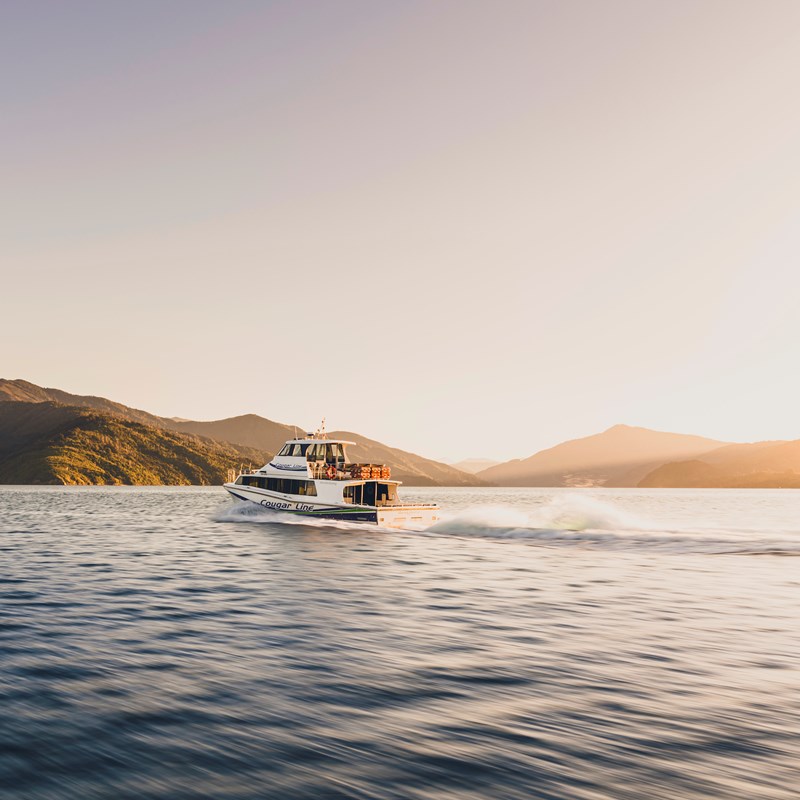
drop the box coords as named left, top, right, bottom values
left=0, top=400, right=268, bottom=485
left=477, top=424, right=730, bottom=487
left=0, top=379, right=481, bottom=486
left=0, top=379, right=166, bottom=428
left=450, top=458, right=500, bottom=474
left=639, top=438, right=800, bottom=488
left=5, top=380, right=800, bottom=488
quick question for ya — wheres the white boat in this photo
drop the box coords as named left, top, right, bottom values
left=223, top=434, right=439, bottom=529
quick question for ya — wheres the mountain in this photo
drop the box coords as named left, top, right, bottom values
left=477, top=424, right=729, bottom=487
left=0, top=379, right=302, bottom=454
left=0, top=379, right=480, bottom=486
left=0, top=401, right=267, bottom=485
left=639, top=439, right=800, bottom=488
left=170, top=415, right=299, bottom=454
left=0, top=378, right=165, bottom=428
left=5, top=380, right=799, bottom=488
left=329, top=431, right=480, bottom=487
left=450, top=458, right=500, bottom=474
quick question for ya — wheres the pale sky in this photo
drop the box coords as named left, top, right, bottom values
left=3, top=0, right=800, bottom=462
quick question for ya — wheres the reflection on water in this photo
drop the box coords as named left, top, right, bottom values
left=1, top=486, right=799, bottom=799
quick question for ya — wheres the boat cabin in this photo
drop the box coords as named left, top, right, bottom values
left=235, top=437, right=400, bottom=505
left=276, top=440, right=348, bottom=468
left=343, top=482, right=398, bottom=506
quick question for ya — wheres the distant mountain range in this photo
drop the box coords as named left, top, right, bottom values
left=0, top=379, right=480, bottom=486
left=477, top=425, right=728, bottom=487
left=450, top=458, right=500, bottom=475
left=3, top=379, right=800, bottom=488
left=638, top=439, right=800, bottom=488
left=476, top=424, right=800, bottom=488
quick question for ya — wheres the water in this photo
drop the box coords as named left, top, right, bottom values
left=1, top=486, right=799, bottom=799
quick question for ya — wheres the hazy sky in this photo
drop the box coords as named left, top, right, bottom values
left=4, top=0, right=800, bottom=462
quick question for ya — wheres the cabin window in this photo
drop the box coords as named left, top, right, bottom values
left=303, top=442, right=346, bottom=464
left=340, top=482, right=395, bottom=505
left=264, top=477, right=317, bottom=496
left=343, top=484, right=363, bottom=505
left=376, top=483, right=396, bottom=505
left=295, top=479, right=317, bottom=496
left=279, top=443, right=310, bottom=457
left=323, top=443, right=345, bottom=465
left=362, top=482, right=376, bottom=507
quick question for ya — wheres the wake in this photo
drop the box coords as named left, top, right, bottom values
left=215, top=494, right=800, bottom=555
left=423, top=495, right=800, bottom=556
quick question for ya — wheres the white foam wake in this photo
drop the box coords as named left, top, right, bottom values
left=429, top=494, right=648, bottom=535
left=422, top=494, right=800, bottom=555
left=214, top=495, right=800, bottom=554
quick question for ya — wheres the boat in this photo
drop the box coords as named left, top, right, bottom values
left=223, top=432, right=439, bottom=529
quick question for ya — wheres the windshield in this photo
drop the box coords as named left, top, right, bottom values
left=278, top=443, right=310, bottom=457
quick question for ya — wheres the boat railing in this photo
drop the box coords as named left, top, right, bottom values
left=237, top=462, right=394, bottom=481
left=308, top=462, right=392, bottom=481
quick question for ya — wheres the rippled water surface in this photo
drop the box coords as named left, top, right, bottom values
left=2, top=486, right=799, bottom=799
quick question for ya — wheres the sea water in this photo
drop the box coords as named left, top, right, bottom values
left=1, top=486, right=798, bottom=799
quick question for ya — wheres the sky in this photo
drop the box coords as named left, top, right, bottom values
left=3, top=0, right=800, bottom=462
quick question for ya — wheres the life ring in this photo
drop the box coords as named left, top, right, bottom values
left=325, top=465, right=336, bottom=480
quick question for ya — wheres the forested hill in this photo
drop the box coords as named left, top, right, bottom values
left=0, top=401, right=267, bottom=485
left=0, top=380, right=481, bottom=486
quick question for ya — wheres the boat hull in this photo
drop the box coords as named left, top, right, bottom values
left=224, top=484, right=437, bottom=529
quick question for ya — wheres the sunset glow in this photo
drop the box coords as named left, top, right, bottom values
left=4, top=1, right=800, bottom=461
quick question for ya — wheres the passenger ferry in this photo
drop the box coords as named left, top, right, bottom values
left=223, top=433, right=439, bottom=529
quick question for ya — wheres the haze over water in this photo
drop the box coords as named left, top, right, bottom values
left=2, top=487, right=799, bottom=799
